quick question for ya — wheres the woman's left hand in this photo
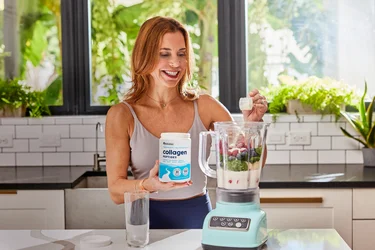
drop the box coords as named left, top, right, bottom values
left=242, top=89, right=268, bottom=122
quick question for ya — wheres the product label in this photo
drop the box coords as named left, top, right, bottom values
left=159, top=138, right=191, bottom=182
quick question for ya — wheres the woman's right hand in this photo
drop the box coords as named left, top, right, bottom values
left=143, top=160, right=192, bottom=192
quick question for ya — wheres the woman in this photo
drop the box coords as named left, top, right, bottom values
left=105, top=16, right=268, bottom=229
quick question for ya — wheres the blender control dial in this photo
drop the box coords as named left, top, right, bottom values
left=209, top=216, right=250, bottom=231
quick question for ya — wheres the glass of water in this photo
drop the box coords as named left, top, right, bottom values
left=124, top=190, right=149, bottom=247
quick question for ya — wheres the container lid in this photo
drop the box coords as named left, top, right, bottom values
left=239, top=97, right=253, bottom=111
left=80, top=235, right=112, bottom=248
left=160, top=132, right=190, bottom=139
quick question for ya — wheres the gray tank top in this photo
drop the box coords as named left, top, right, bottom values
left=122, top=101, right=208, bottom=200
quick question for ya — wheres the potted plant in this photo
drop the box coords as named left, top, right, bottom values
left=0, top=78, right=50, bottom=117
left=261, top=75, right=360, bottom=121
left=340, top=81, right=375, bottom=167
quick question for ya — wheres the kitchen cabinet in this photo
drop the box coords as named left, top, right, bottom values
left=0, top=190, right=64, bottom=229
left=260, top=189, right=352, bottom=248
left=353, top=189, right=375, bottom=250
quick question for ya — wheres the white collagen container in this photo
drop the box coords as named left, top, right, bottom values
left=159, top=133, right=191, bottom=183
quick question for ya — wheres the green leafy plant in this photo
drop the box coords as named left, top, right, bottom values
left=0, top=78, right=50, bottom=117
left=260, top=75, right=360, bottom=121
left=340, top=81, right=375, bottom=148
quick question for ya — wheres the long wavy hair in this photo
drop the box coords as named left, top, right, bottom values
left=123, top=16, right=198, bottom=103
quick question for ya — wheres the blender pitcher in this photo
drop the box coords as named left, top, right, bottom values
left=199, top=121, right=270, bottom=190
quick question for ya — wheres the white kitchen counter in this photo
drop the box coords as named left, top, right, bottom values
left=0, top=228, right=351, bottom=250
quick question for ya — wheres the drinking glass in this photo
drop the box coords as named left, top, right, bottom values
left=124, top=190, right=149, bottom=247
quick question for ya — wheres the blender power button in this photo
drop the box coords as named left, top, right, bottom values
left=235, top=222, right=242, bottom=228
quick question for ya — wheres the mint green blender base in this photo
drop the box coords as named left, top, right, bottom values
left=201, top=202, right=268, bottom=250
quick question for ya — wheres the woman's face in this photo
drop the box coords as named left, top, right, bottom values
left=150, top=32, right=187, bottom=88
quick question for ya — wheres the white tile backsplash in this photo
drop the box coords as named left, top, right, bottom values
left=0, top=125, right=15, bottom=136
left=43, top=153, right=70, bottom=166
left=2, top=139, right=29, bottom=153
left=0, top=114, right=367, bottom=166
left=70, top=152, right=95, bottom=165
left=16, top=153, right=42, bottom=166
left=57, top=139, right=83, bottom=152
left=1, top=118, right=28, bottom=125
left=291, top=151, right=318, bottom=164
left=304, top=137, right=331, bottom=150
left=266, top=151, right=290, bottom=164
left=346, top=150, right=364, bottom=164
left=28, top=117, right=55, bottom=125
left=332, top=136, right=359, bottom=150
left=70, top=125, right=96, bottom=138
left=318, top=122, right=346, bottom=136
left=290, top=122, right=318, bottom=135
left=43, top=125, right=70, bottom=138
left=0, top=153, right=15, bottom=166
left=29, top=139, right=56, bottom=152
left=318, top=151, right=346, bottom=164
left=16, top=125, right=42, bottom=138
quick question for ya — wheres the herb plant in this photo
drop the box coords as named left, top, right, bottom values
left=0, top=78, right=50, bottom=117
left=260, top=75, right=360, bottom=120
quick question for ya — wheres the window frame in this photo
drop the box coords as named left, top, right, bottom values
left=50, top=0, right=246, bottom=115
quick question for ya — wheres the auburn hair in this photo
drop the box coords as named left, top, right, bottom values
left=123, top=16, right=198, bottom=103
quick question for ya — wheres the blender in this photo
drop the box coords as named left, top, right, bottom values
left=199, top=121, right=270, bottom=250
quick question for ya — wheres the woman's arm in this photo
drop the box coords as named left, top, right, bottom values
left=105, top=104, right=140, bottom=204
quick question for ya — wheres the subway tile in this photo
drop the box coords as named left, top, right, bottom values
left=304, top=137, right=331, bottom=150
left=332, top=136, right=359, bottom=150
left=276, top=144, right=303, bottom=150
left=268, top=122, right=290, bottom=133
left=29, top=139, right=56, bottom=152
left=70, top=125, right=96, bottom=138
left=28, top=117, right=55, bottom=125
left=84, top=138, right=105, bottom=152
left=0, top=125, right=15, bottom=137
left=0, top=153, right=15, bottom=166
left=16, top=125, right=42, bottom=138
left=0, top=118, right=28, bottom=125
left=291, top=151, right=317, bottom=164
left=290, top=122, right=318, bottom=136
left=303, top=115, right=332, bottom=122
left=265, top=151, right=289, bottom=164
left=70, top=152, right=94, bottom=165
left=266, top=145, right=276, bottom=150
left=272, top=115, right=300, bottom=122
left=318, top=122, right=346, bottom=136
left=83, top=117, right=106, bottom=125
left=346, top=150, right=364, bottom=164
left=16, top=153, right=42, bottom=166
left=43, top=125, right=70, bottom=138
left=55, top=117, right=83, bottom=125
left=318, top=150, right=345, bottom=164
left=57, top=139, right=83, bottom=152
left=43, top=153, right=70, bottom=166
left=2, top=139, right=29, bottom=153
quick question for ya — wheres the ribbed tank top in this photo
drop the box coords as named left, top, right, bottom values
left=122, top=101, right=208, bottom=200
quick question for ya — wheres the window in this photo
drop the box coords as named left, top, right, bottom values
left=90, top=0, right=219, bottom=106
left=0, top=0, right=63, bottom=106
left=247, top=0, right=375, bottom=98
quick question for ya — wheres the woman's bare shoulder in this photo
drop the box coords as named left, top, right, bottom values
left=106, top=102, right=134, bottom=135
left=196, top=94, right=233, bottom=128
